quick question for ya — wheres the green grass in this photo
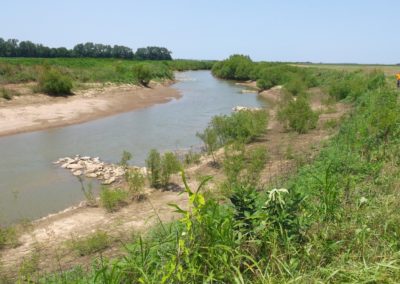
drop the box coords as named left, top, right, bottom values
left=295, top=63, right=400, bottom=76
left=0, top=57, right=213, bottom=85
left=67, top=231, right=110, bottom=256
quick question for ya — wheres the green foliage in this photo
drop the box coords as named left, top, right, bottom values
left=0, top=226, right=18, bottom=249
left=100, top=187, right=128, bottom=212
left=211, top=54, right=253, bottom=80
left=132, top=64, right=152, bottom=86
left=160, top=152, right=181, bottom=187
left=212, top=110, right=268, bottom=145
left=223, top=143, right=246, bottom=186
left=284, top=74, right=307, bottom=96
left=183, top=150, right=201, bottom=165
left=278, top=95, right=319, bottom=133
left=119, top=150, right=132, bottom=168
left=126, top=168, right=146, bottom=200
left=0, top=57, right=207, bottom=85
left=223, top=143, right=268, bottom=187
left=196, top=127, right=218, bottom=163
left=68, top=231, right=110, bottom=256
left=38, top=69, right=73, bottom=95
left=146, top=149, right=162, bottom=188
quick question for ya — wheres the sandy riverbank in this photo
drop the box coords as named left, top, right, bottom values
left=0, top=82, right=180, bottom=137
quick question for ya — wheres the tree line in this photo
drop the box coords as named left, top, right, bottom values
left=0, top=38, right=172, bottom=60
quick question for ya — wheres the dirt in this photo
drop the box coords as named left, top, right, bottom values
left=0, top=81, right=180, bottom=137
left=0, top=86, right=351, bottom=280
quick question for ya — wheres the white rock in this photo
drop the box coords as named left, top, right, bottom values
left=66, top=164, right=83, bottom=170
left=72, top=170, right=83, bottom=176
left=86, top=173, right=98, bottom=178
left=102, top=177, right=116, bottom=185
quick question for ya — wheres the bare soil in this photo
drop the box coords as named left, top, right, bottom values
left=0, top=81, right=180, bottom=137
left=0, top=85, right=350, bottom=281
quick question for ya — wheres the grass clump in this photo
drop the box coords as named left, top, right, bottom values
left=100, top=186, right=128, bottom=212
left=38, top=69, right=73, bottom=96
left=0, top=226, right=18, bottom=249
left=0, top=87, right=20, bottom=100
left=68, top=231, right=110, bottom=256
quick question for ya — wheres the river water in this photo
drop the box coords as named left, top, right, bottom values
left=0, top=71, right=266, bottom=224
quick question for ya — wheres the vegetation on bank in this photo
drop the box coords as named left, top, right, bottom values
left=24, top=58, right=400, bottom=283
left=0, top=57, right=214, bottom=96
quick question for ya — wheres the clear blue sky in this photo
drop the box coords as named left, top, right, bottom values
left=1, top=0, right=399, bottom=64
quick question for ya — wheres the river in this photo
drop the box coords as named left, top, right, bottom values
left=0, top=71, right=266, bottom=224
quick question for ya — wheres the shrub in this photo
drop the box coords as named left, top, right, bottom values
left=38, top=69, right=73, bottom=95
left=132, top=64, right=152, bottom=86
left=119, top=150, right=132, bottom=169
left=100, top=187, right=128, bottom=212
left=278, top=95, right=319, bottom=133
left=126, top=168, right=146, bottom=200
left=196, top=127, right=218, bottom=164
left=68, top=231, right=110, bottom=256
left=256, top=78, right=274, bottom=90
left=160, top=152, right=181, bottom=187
left=284, top=74, right=306, bottom=96
left=146, top=149, right=162, bottom=188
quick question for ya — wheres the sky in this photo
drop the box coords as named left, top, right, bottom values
left=1, top=0, right=399, bottom=64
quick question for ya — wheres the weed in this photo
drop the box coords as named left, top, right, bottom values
left=126, top=168, right=146, bottom=200
left=100, top=187, right=128, bottom=212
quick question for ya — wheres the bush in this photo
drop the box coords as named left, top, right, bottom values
left=160, top=152, right=182, bottom=187
left=256, top=78, right=274, bottom=90
left=132, top=64, right=152, bottom=86
left=196, top=127, right=218, bottom=163
left=100, top=187, right=128, bottom=212
left=69, top=231, right=110, bottom=256
left=284, top=74, right=306, bottom=96
left=278, top=96, right=319, bottom=133
left=146, top=149, right=162, bottom=188
left=126, top=168, right=146, bottom=200
left=38, top=69, right=73, bottom=95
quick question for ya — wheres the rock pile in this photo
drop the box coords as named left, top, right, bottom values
left=54, top=155, right=146, bottom=185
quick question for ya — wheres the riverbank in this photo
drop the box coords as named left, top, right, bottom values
left=0, top=86, right=350, bottom=280
left=0, top=81, right=180, bottom=137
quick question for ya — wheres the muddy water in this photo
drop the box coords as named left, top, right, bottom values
left=0, top=71, right=266, bottom=224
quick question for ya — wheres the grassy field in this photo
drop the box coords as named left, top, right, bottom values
left=0, top=58, right=214, bottom=85
left=294, top=63, right=400, bottom=76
